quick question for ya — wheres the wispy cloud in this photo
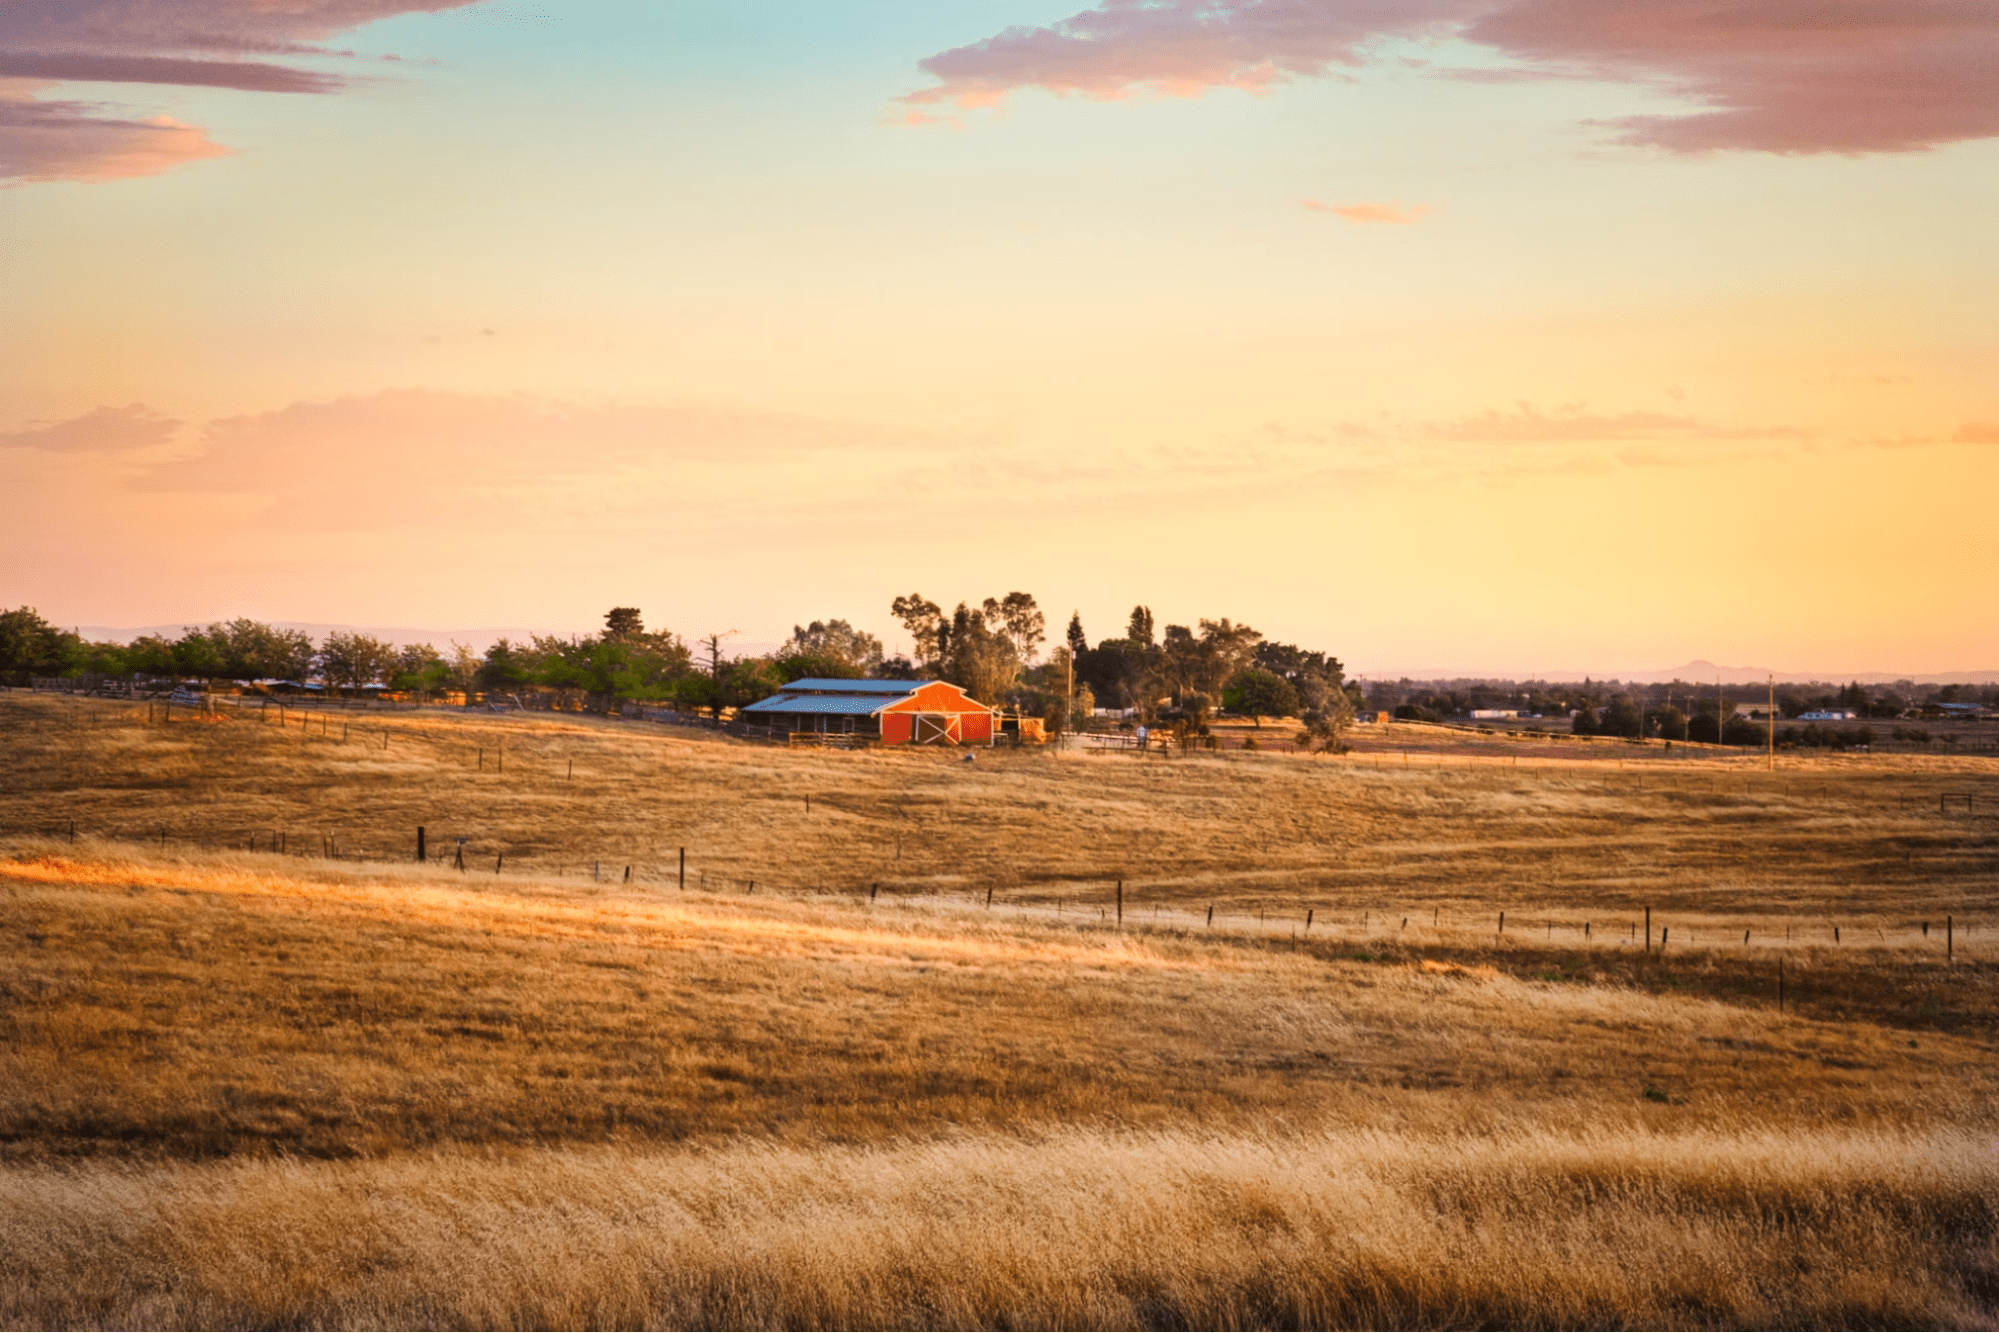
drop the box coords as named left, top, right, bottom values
left=0, top=82, right=227, bottom=185
left=1302, top=198, right=1430, bottom=223
left=0, top=403, right=181, bottom=451
left=1953, top=423, right=1999, bottom=445
left=0, top=1, right=489, bottom=185
left=903, top=0, right=1999, bottom=155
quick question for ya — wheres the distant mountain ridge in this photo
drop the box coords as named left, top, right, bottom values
left=1357, top=659, right=1999, bottom=686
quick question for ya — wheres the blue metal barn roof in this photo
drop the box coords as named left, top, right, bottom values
left=740, top=693, right=896, bottom=716
left=778, top=678, right=934, bottom=694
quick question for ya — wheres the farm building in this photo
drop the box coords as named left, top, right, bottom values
left=738, top=678, right=998, bottom=745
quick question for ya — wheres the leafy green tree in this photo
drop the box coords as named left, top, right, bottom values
left=1650, top=705, right=1689, bottom=741
left=1571, top=705, right=1601, bottom=736
left=0, top=607, right=83, bottom=685
left=1599, top=694, right=1643, bottom=739
left=388, top=643, right=448, bottom=699
left=1161, top=618, right=1261, bottom=701
left=317, top=631, right=393, bottom=697
left=1224, top=667, right=1300, bottom=725
left=783, top=619, right=883, bottom=673
left=1298, top=689, right=1357, bottom=753
left=985, top=592, right=1045, bottom=664
left=941, top=601, right=1023, bottom=704
left=1126, top=605, right=1155, bottom=646
left=188, top=619, right=315, bottom=680
left=477, top=638, right=536, bottom=694
left=532, top=628, right=693, bottom=711
left=890, top=593, right=947, bottom=667
left=1065, top=612, right=1087, bottom=657
left=603, top=607, right=645, bottom=639
left=1721, top=716, right=1764, bottom=746
left=717, top=657, right=782, bottom=715
left=1253, top=641, right=1347, bottom=715
left=445, top=642, right=481, bottom=696
left=170, top=631, right=228, bottom=681
left=772, top=650, right=863, bottom=683
left=126, top=635, right=179, bottom=677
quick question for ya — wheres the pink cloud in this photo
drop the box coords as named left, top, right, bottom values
left=904, top=0, right=1999, bottom=154
left=0, top=86, right=227, bottom=184
left=0, top=1, right=488, bottom=185
left=0, top=53, right=345, bottom=95
left=903, top=1, right=1474, bottom=111
left=1302, top=198, right=1430, bottom=223
left=0, top=403, right=182, bottom=451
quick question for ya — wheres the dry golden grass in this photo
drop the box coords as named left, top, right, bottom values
left=6, top=1127, right=1995, bottom=1329
left=1, top=692, right=1995, bottom=1326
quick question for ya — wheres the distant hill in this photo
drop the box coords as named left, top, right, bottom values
left=1625, top=660, right=1999, bottom=687
left=1358, top=659, right=1999, bottom=686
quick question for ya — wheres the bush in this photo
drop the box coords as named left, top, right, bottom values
left=1395, top=704, right=1441, bottom=724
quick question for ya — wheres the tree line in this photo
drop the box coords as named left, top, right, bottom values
left=1, top=598, right=1364, bottom=742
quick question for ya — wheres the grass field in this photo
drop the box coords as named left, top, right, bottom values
left=2, top=691, right=1996, bottom=1327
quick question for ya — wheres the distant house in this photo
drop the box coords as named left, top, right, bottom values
left=738, top=678, right=997, bottom=745
left=1471, top=709, right=1521, bottom=720
left=1798, top=709, right=1856, bottom=721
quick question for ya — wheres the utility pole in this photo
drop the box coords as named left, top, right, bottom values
left=1767, top=673, right=1776, bottom=771
left=1066, top=647, right=1074, bottom=736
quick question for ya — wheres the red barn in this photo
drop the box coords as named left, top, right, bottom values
left=739, top=678, right=997, bottom=745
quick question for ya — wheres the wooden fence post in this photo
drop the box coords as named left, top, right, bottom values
left=1645, top=906, right=1652, bottom=955
left=1947, top=914, right=1953, bottom=960
left=1306, top=909, right=1313, bottom=931
left=1207, top=904, right=1214, bottom=926
left=871, top=883, right=878, bottom=901
left=1116, top=879, right=1123, bottom=925
left=417, top=826, right=426, bottom=863
left=1778, top=957, right=1784, bottom=1014
left=679, top=847, right=686, bottom=889
left=496, top=854, right=503, bottom=874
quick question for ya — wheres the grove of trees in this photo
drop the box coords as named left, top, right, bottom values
left=6, top=600, right=1990, bottom=745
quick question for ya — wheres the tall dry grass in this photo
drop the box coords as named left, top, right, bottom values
left=5, top=844, right=1993, bottom=1164
left=2, top=692, right=1995, bottom=929
left=2, top=693, right=1996, bottom=1327
left=3, top=1126, right=1993, bottom=1328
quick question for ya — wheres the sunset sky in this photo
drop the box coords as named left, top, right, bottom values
left=4, top=0, right=1996, bottom=675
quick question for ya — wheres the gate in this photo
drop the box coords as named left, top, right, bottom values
left=912, top=713, right=962, bottom=745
